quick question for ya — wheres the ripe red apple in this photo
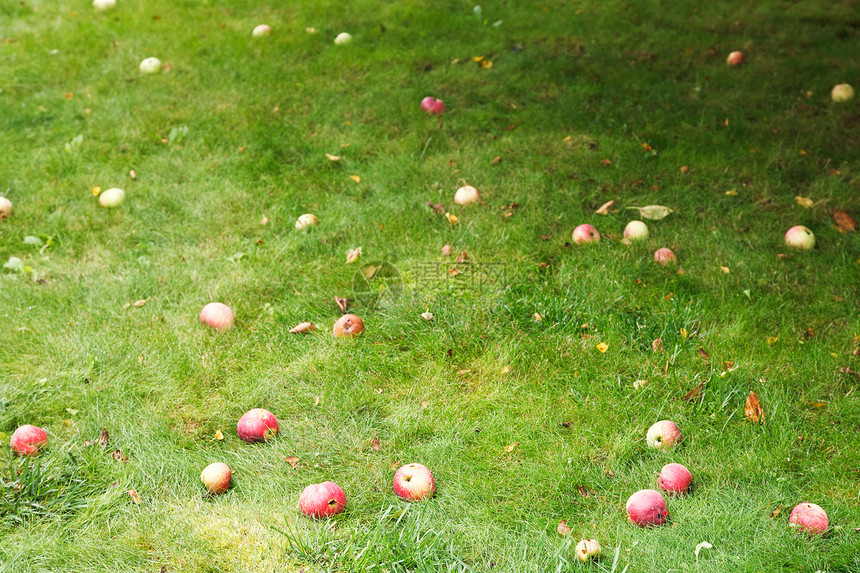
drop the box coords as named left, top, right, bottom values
left=653, top=247, right=677, bottom=266
left=333, top=314, right=364, bottom=338
left=646, top=420, right=681, bottom=450
left=0, top=196, right=13, bottom=220
left=236, top=408, right=279, bottom=442
left=726, top=51, right=745, bottom=66
left=299, top=481, right=347, bottom=518
left=420, top=96, right=445, bottom=115
left=10, top=425, right=48, bottom=456
left=831, top=83, right=854, bottom=103
left=626, top=489, right=669, bottom=527
left=572, top=224, right=600, bottom=244
left=200, top=302, right=235, bottom=331
left=657, top=463, right=692, bottom=494
left=623, top=220, right=649, bottom=241
left=575, top=539, right=601, bottom=562
left=393, top=463, right=436, bottom=501
left=789, top=502, right=829, bottom=535
left=454, top=185, right=480, bottom=206
left=201, top=462, right=232, bottom=494
left=784, top=225, right=815, bottom=250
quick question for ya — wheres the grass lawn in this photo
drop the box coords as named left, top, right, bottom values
left=1, top=0, right=859, bottom=571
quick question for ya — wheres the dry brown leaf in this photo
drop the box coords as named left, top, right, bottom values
left=133, top=299, right=148, bottom=308
left=697, top=348, right=710, bottom=360
left=370, top=437, right=381, bottom=451
left=335, top=296, right=349, bottom=314
left=540, top=234, right=552, bottom=240
left=112, top=449, right=128, bottom=463
left=127, top=489, right=142, bottom=505
left=314, top=396, right=321, bottom=407
left=533, top=312, right=543, bottom=322
left=420, top=401, right=429, bottom=409
left=98, top=427, right=110, bottom=448
left=652, top=337, right=664, bottom=353
left=577, top=486, right=591, bottom=498
left=834, top=209, right=856, bottom=233
left=346, top=247, right=362, bottom=264
left=683, top=382, right=704, bottom=403
left=285, top=456, right=300, bottom=469
left=557, top=520, right=572, bottom=536
left=289, top=322, right=317, bottom=334
left=490, top=156, right=502, bottom=165
left=427, top=202, right=446, bottom=214
left=770, top=504, right=782, bottom=519
left=745, top=391, right=763, bottom=423
left=455, top=251, right=469, bottom=263
left=441, top=244, right=452, bottom=256
left=595, top=200, right=615, bottom=215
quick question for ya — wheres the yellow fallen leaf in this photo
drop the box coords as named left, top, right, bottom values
left=346, top=247, right=362, bottom=264
left=214, top=430, right=224, bottom=440
left=795, top=196, right=814, bottom=208
left=745, top=391, right=763, bottom=424
left=627, top=205, right=674, bottom=220
left=557, top=520, right=572, bottom=536
left=350, top=175, right=360, bottom=183
left=445, top=213, right=459, bottom=225
left=595, top=200, right=615, bottom=215
left=92, top=186, right=101, bottom=196
left=127, top=489, right=142, bottom=505
left=500, top=366, right=510, bottom=374
left=480, top=59, right=493, bottom=68
left=725, top=189, right=737, bottom=196
left=720, top=266, right=730, bottom=274
left=680, top=328, right=688, bottom=339
left=326, top=153, right=341, bottom=162
left=767, top=336, right=778, bottom=345
left=421, top=312, right=433, bottom=321
left=597, top=342, right=609, bottom=353
left=503, top=443, right=519, bottom=454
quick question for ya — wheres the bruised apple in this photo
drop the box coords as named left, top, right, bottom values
left=333, top=314, right=364, bottom=338
left=299, top=481, right=347, bottom=518
left=572, top=224, right=600, bottom=244
left=654, top=247, right=677, bottom=266
left=646, top=420, right=682, bottom=450
left=421, top=97, right=445, bottom=115
left=236, top=408, right=279, bottom=442
left=201, top=462, right=232, bottom=494
left=10, top=425, right=48, bottom=456
left=626, top=489, right=669, bottom=527
left=575, top=539, right=601, bottom=562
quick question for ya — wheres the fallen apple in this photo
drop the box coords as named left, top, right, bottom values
left=0, top=196, right=12, bottom=220
left=831, top=83, right=855, bottom=103
left=623, top=220, right=649, bottom=241
left=420, top=96, right=445, bottom=115
left=572, top=224, right=600, bottom=244
left=200, top=302, right=235, bottom=331
left=98, top=187, right=125, bottom=208
left=201, top=462, right=232, bottom=494
left=10, top=425, right=48, bottom=456
left=454, top=185, right=480, bottom=206
left=333, top=314, right=364, bottom=338
left=93, top=0, right=116, bottom=10
left=726, top=51, right=745, bottom=66
left=334, top=32, right=352, bottom=45
left=657, top=463, right=692, bottom=494
left=236, top=408, right=279, bottom=442
left=646, top=420, right=681, bottom=450
left=393, top=463, right=436, bottom=501
left=575, top=539, right=601, bottom=562
left=784, top=225, right=815, bottom=250
left=139, top=57, right=162, bottom=74
left=653, top=247, right=677, bottom=265
left=252, top=24, right=272, bottom=38
left=626, top=489, right=669, bottom=527
left=789, top=502, right=829, bottom=534
left=299, top=481, right=347, bottom=518
left=295, top=213, right=319, bottom=230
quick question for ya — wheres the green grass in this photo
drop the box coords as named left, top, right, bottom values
left=1, top=0, right=860, bottom=571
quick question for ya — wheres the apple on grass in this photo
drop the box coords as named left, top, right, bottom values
left=646, top=420, right=682, bottom=450
left=236, top=408, right=279, bottom=443
left=201, top=462, right=232, bottom=495
left=252, top=24, right=272, bottom=38
left=0, top=196, right=12, bottom=220
left=11, top=425, right=48, bottom=456
left=657, top=463, right=692, bottom=494
left=623, top=220, right=649, bottom=241
left=789, top=502, right=828, bottom=534
left=200, top=302, right=235, bottom=331
left=393, top=463, right=436, bottom=501
left=626, top=489, right=669, bottom=527
left=295, top=213, right=320, bottom=230
left=575, top=539, right=601, bottom=562
left=654, top=247, right=677, bottom=266
left=139, top=57, right=162, bottom=74
left=454, top=185, right=480, bottom=206
left=572, top=224, right=600, bottom=244
left=93, top=0, right=116, bottom=10
left=831, top=83, right=854, bottom=103
left=421, top=97, right=445, bottom=115
left=98, top=187, right=125, bottom=208
left=334, top=32, right=352, bottom=45
left=299, top=481, right=347, bottom=518
left=726, top=51, right=745, bottom=66
left=784, top=225, right=815, bottom=250
left=333, top=314, right=364, bottom=338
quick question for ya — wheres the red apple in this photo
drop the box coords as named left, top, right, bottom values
left=201, top=462, right=232, bottom=494
left=657, top=463, right=692, bottom=494
left=200, top=302, right=235, bottom=331
left=236, top=408, right=279, bottom=442
left=10, top=425, right=48, bottom=456
left=454, top=185, right=480, bottom=206
left=0, top=196, right=13, bottom=220
left=393, top=463, right=436, bottom=501
left=626, top=489, right=669, bottom=527
left=653, top=247, right=677, bottom=266
left=646, top=420, right=681, bottom=450
left=789, top=502, right=829, bottom=535
left=420, top=96, right=445, bottom=115
left=726, top=51, right=745, bottom=66
left=575, top=539, right=601, bottom=562
left=333, top=314, right=364, bottom=338
left=784, top=225, right=815, bottom=250
left=299, top=481, right=347, bottom=518
left=572, top=224, right=600, bottom=244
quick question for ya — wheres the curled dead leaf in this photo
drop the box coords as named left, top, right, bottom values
left=214, top=430, right=224, bottom=440
left=98, top=427, right=110, bottom=448
left=652, top=337, right=663, bottom=353
left=335, top=296, right=349, bottom=314
left=133, top=298, right=148, bottom=308
left=427, top=201, right=446, bottom=214
left=770, top=504, right=781, bottom=519
left=445, top=212, right=459, bottom=225
left=441, top=244, right=452, bottom=256
left=346, top=247, right=362, bottom=264
left=627, top=205, right=674, bottom=220
left=127, top=489, right=142, bottom=505
left=455, top=251, right=469, bottom=263
left=794, top=196, right=814, bottom=208
left=557, top=520, right=572, bottom=536
left=421, top=312, right=433, bottom=321
left=112, top=449, right=128, bottom=463
left=285, top=456, right=300, bottom=469
left=370, top=437, right=381, bottom=451
left=683, top=382, right=704, bottom=403
left=745, top=391, right=763, bottom=423
left=503, top=443, right=519, bottom=454
left=325, top=153, right=341, bottom=162
left=289, top=322, right=317, bottom=334
left=834, top=209, right=856, bottom=233
left=595, top=200, right=615, bottom=215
